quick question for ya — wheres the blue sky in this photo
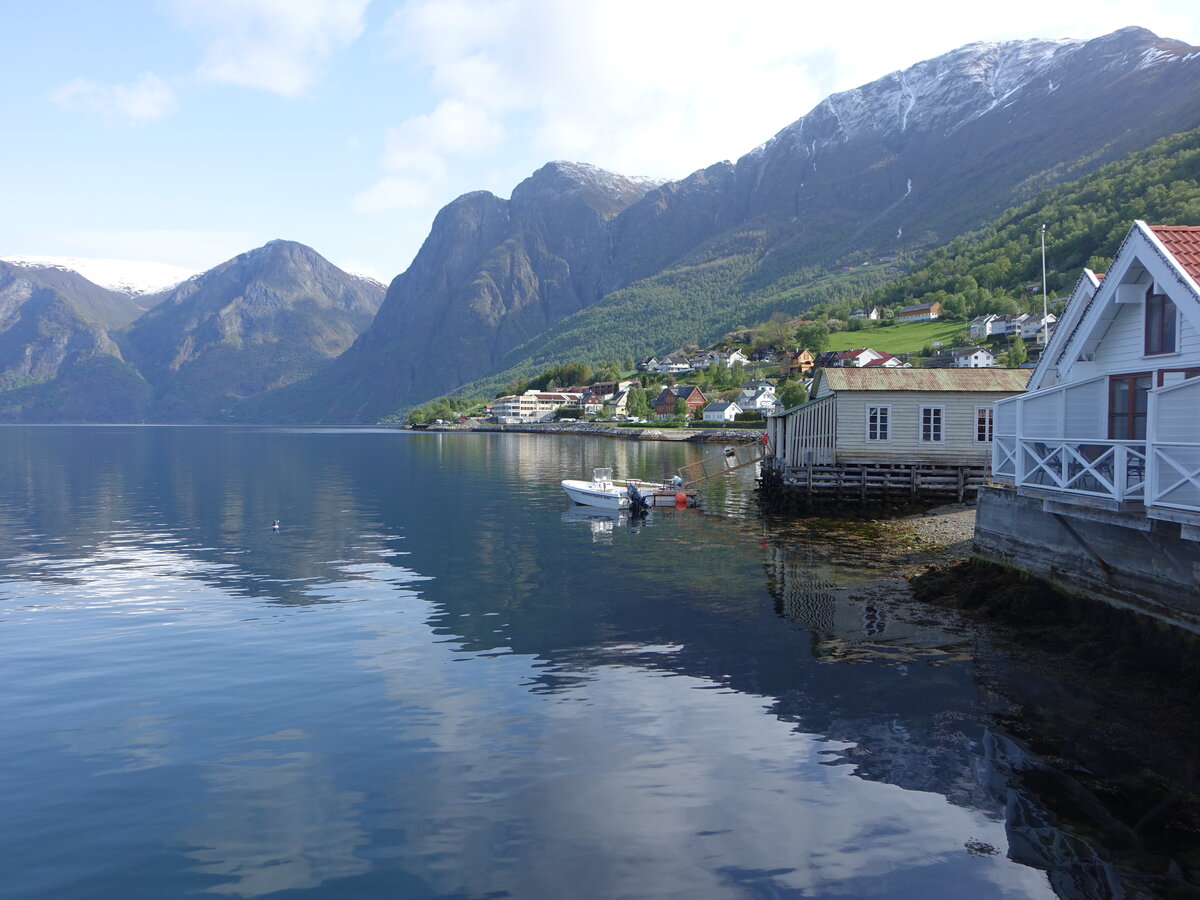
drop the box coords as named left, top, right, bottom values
left=4, top=1, right=1200, bottom=282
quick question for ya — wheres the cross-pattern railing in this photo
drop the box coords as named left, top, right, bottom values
left=1147, top=442, right=1200, bottom=512
left=1018, top=439, right=1146, bottom=502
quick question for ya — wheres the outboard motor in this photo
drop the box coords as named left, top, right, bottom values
left=627, top=483, right=650, bottom=514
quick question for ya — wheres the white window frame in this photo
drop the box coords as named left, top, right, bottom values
left=865, top=405, right=891, bottom=442
left=920, top=406, right=944, bottom=443
left=974, top=405, right=994, bottom=443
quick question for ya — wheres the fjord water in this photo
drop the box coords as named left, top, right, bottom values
left=0, top=427, right=1054, bottom=899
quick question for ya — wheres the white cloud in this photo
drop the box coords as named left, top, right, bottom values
left=35, top=228, right=269, bottom=271
left=52, top=72, right=178, bottom=125
left=170, top=0, right=370, bottom=96
left=371, top=0, right=1200, bottom=194
left=352, top=175, right=442, bottom=212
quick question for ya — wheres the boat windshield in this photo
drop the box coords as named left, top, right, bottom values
left=592, top=468, right=613, bottom=483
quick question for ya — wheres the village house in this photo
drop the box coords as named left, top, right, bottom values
left=604, top=389, right=630, bottom=418
left=737, top=382, right=780, bottom=415
left=702, top=400, right=742, bottom=422
left=982, top=221, right=1200, bottom=628
left=651, top=384, right=707, bottom=420
left=1019, top=312, right=1057, bottom=340
left=925, top=347, right=997, bottom=368
left=850, top=305, right=882, bottom=320
left=780, top=347, right=815, bottom=376
left=578, top=390, right=605, bottom=415
left=969, top=314, right=999, bottom=338
left=812, top=348, right=879, bottom=368
left=896, top=300, right=943, bottom=322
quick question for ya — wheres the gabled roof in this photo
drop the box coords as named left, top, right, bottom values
left=1034, top=221, right=1200, bottom=388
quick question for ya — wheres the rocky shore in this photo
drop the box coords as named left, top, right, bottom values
left=417, top=420, right=765, bottom=442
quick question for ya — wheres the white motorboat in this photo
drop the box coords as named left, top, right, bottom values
left=561, top=468, right=697, bottom=509
left=561, top=468, right=636, bottom=509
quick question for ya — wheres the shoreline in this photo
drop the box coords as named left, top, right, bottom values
left=415, top=421, right=766, bottom=442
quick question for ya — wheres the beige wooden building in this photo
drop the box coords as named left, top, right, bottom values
left=766, top=368, right=1031, bottom=468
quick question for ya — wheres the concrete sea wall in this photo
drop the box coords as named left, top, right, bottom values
left=973, top=485, right=1200, bottom=633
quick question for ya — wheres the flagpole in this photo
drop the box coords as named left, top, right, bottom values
left=1040, top=224, right=1049, bottom=348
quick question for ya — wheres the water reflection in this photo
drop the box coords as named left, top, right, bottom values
left=178, top=735, right=369, bottom=897
left=0, top=428, right=1186, bottom=897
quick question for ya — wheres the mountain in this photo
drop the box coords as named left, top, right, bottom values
left=289, top=26, right=1200, bottom=422
left=0, top=258, right=153, bottom=330
left=123, top=240, right=385, bottom=421
left=0, top=255, right=196, bottom=302
left=0, top=260, right=152, bottom=421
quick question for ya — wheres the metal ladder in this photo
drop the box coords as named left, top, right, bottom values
left=676, top=439, right=772, bottom=486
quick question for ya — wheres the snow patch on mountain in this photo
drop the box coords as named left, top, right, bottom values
left=747, top=31, right=1192, bottom=163
left=1, top=255, right=198, bottom=296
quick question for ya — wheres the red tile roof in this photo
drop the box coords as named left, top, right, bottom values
left=1150, top=225, right=1200, bottom=283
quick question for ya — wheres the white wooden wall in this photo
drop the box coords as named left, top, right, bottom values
left=833, top=391, right=1005, bottom=465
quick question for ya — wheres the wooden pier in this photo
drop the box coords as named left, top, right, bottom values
left=759, top=458, right=987, bottom=511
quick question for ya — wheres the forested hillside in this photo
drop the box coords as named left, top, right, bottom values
left=861, top=128, right=1200, bottom=315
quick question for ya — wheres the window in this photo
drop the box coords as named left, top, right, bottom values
left=975, top=406, right=994, bottom=443
left=1157, top=368, right=1200, bottom=387
left=1108, top=372, right=1152, bottom=440
left=866, top=405, right=890, bottom=441
left=1145, top=289, right=1178, bottom=355
left=920, top=406, right=944, bottom=443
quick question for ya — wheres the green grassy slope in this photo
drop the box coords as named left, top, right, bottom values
left=824, top=320, right=965, bottom=355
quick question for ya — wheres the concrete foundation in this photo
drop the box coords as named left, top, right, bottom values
left=973, top=485, right=1200, bottom=633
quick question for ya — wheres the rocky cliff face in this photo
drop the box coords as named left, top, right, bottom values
left=294, top=163, right=661, bottom=421
left=123, top=240, right=385, bottom=421
left=303, top=26, right=1200, bottom=422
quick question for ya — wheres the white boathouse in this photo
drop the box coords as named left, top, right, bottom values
left=762, top=367, right=1029, bottom=504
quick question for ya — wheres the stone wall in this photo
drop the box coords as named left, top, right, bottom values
left=973, top=485, right=1200, bottom=633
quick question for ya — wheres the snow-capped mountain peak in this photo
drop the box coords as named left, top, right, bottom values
left=1, top=255, right=198, bottom=297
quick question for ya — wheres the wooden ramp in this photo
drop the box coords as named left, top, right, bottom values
left=677, top=441, right=771, bottom=486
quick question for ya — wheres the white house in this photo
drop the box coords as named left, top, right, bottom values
left=703, top=401, right=742, bottom=422
left=1020, top=313, right=1057, bottom=340
left=766, top=367, right=1031, bottom=468
left=812, top=348, right=887, bottom=368
left=737, top=384, right=779, bottom=413
left=980, top=222, right=1200, bottom=627
left=969, top=314, right=999, bottom=339
left=991, top=220, right=1200, bottom=533
left=950, top=347, right=996, bottom=368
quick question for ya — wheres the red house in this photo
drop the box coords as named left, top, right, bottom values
left=651, top=384, right=707, bottom=420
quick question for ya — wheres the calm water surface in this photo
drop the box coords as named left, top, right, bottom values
left=0, top=427, right=1059, bottom=899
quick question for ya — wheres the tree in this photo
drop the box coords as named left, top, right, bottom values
left=794, top=322, right=830, bottom=353
left=626, top=386, right=650, bottom=418
left=778, top=380, right=807, bottom=409
left=1004, top=339, right=1028, bottom=368
left=673, top=396, right=690, bottom=418
left=762, top=312, right=795, bottom=348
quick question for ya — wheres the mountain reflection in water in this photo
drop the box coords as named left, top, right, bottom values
left=0, top=427, right=1187, bottom=898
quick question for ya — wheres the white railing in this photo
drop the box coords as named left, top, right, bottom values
left=1017, top=439, right=1146, bottom=502
left=993, top=376, right=1145, bottom=505
left=993, top=374, right=1200, bottom=513
left=1146, top=378, right=1200, bottom=515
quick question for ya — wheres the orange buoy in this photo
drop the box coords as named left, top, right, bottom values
left=675, top=492, right=688, bottom=507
